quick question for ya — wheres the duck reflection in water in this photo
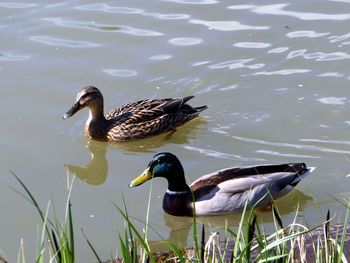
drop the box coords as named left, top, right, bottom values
left=147, top=189, right=313, bottom=252
left=65, top=118, right=206, bottom=185
left=65, top=141, right=108, bottom=185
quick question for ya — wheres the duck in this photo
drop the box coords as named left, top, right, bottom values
left=63, top=86, right=207, bottom=141
left=129, top=152, right=314, bottom=216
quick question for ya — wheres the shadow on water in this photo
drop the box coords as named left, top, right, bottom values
left=65, top=118, right=207, bottom=185
left=148, top=189, right=313, bottom=252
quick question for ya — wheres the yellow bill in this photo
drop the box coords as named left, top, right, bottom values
left=128, top=168, right=153, bottom=187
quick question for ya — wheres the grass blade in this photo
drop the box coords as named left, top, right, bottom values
left=68, top=201, right=74, bottom=261
left=245, top=214, right=257, bottom=262
left=113, top=202, right=155, bottom=262
left=337, top=203, right=349, bottom=263
left=51, top=229, right=61, bottom=262
left=200, top=225, right=205, bottom=262
left=272, top=206, right=283, bottom=230
left=81, top=228, right=102, bottom=263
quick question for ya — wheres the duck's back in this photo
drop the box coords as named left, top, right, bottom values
left=105, top=96, right=207, bottom=141
left=105, top=98, right=170, bottom=119
left=190, top=163, right=311, bottom=215
left=190, top=163, right=308, bottom=191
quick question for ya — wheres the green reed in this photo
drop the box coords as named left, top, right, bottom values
left=8, top=173, right=350, bottom=263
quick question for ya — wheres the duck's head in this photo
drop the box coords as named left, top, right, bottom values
left=129, top=152, right=185, bottom=189
left=63, top=86, right=103, bottom=119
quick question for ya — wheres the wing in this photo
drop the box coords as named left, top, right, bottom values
left=106, top=96, right=206, bottom=124
left=191, top=163, right=312, bottom=215
left=105, top=99, right=170, bottom=119
left=190, top=163, right=309, bottom=192
left=107, top=113, right=195, bottom=141
left=104, top=96, right=207, bottom=140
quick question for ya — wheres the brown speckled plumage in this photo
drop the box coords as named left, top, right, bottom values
left=63, top=86, right=207, bottom=142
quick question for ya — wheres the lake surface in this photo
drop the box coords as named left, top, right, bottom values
left=1, top=0, right=350, bottom=261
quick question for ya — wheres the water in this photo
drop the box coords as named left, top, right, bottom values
left=1, top=0, right=350, bottom=261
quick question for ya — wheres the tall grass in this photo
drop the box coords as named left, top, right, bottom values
left=12, top=172, right=75, bottom=263
left=114, top=200, right=349, bottom=263
left=9, top=173, right=350, bottom=262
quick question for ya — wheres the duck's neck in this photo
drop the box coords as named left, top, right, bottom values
left=163, top=177, right=192, bottom=216
left=86, top=101, right=106, bottom=124
left=166, top=175, right=191, bottom=193
left=84, top=101, right=110, bottom=140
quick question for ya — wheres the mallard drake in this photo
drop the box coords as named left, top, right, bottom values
left=129, top=152, right=314, bottom=216
left=63, top=86, right=207, bottom=141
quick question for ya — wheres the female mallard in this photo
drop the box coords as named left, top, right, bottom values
left=129, top=152, right=314, bottom=216
left=63, top=86, right=207, bottom=141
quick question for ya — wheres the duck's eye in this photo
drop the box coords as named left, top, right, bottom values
left=80, top=94, right=94, bottom=105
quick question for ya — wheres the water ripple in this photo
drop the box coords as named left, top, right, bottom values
left=0, top=3, right=37, bottom=8
left=268, top=47, right=289, bottom=53
left=190, top=19, right=269, bottom=31
left=253, top=69, right=310, bottom=75
left=233, top=136, right=350, bottom=155
left=219, top=84, right=238, bottom=91
left=329, top=33, right=350, bottom=43
left=331, top=0, right=350, bottom=3
left=30, top=35, right=99, bottom=48
left=211, top=125, right=231, bottom=134
left=168, top=37, right=202, bottom=46
left=75, top=4, right=143, bottom=14
left=162, top=77, right=200, bottom=88
left=232, top=111, right=271, bottom=123
left=233, top=42, right=271, bottom=48
left=144, top=12, right=190, bottom=20
left=183, top=145, right=265, bottom=162
left=149, top=54, right=172, bottom=60
left=44, top=3, right=67, bottom=8
left=76, top=3, right=189, bottom=21
left=286, top=30, right=330, bottom=38
left=256, top=150, right=320, bottom=159
left=318, top=72, right=344, bottom=77
left=118, top=25, right=163, bottom=36
left=196, top=84, right=219, bottom=94
left=286, top=49, right=307, bottom=59
left=227, top=5, right=255, bottom=10
left=317, top=97, right=347, bottom=105
left=209, top=59, right=265, bottom=70
left=287, top=49, right=350, bottom=61
left=43, top=17, right=163, bottom=36
left=310, top=52, right=350, bottom=61
left=328, top=33, right=350, bottom=46
left=250, top=3, right=350, bottom=21
left=192, top=61, right=210, bottom=67
left=163, top=0, right=218, bottom=4
left=0, top=52, right=30, bottom=61
left=102, top=69, right=138, bottom=77
left=300, top=138, right=350, bottom=146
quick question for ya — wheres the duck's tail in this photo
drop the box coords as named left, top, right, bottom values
left=289, top=165, right=316, bottom=186
left=181, top=95, right=207, bottom=114
left=163, top=95, right=207, bottom=114
left=194, top=105, right=208, bottom=112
